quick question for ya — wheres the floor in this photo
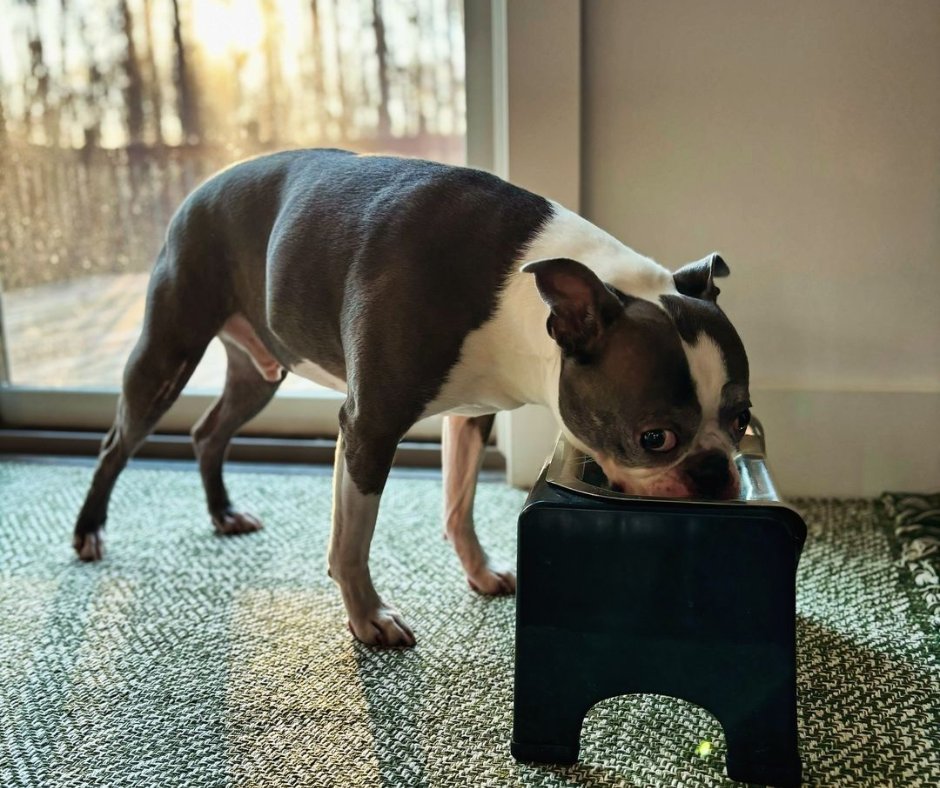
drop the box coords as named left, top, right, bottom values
left=2, top=461, right=936, bottom=786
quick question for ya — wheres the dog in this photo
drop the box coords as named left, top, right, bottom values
left=73, top=149, right=751, bottom=647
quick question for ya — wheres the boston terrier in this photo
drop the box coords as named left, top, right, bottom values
left=73, top=149, right=751, bottom=647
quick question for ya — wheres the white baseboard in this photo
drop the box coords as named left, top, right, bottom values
left=497, top=405, right=558, bottom=488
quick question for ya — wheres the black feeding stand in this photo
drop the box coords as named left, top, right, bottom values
left=511, top=420, right=806, bottom=787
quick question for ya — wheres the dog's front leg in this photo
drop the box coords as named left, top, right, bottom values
left=329, top=430, right=415, bottom=647
left=442, top=414, right=515, bottom=595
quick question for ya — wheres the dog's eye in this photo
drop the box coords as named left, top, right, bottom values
left=640, top=429, right=677, bottom=452
left=732, top=408, right=751, bottom=438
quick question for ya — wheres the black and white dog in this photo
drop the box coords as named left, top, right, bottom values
left=73, top=149, right=751, bottom=647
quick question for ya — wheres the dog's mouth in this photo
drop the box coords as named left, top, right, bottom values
left=597, top=457, right=741, bottom=500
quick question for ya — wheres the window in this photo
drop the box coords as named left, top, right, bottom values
left=0, top=0, right=465, bottom=423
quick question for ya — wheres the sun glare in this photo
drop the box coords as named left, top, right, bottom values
left=192, top=0, right=264, bottom=58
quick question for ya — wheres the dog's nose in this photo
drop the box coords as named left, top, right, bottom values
left=684, top=450, right=732, bottom=498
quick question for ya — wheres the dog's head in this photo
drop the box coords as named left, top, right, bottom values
left=524, top=253, right=750, bottom=499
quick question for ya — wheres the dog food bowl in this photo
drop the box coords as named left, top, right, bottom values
left=511, top=417, right=806, bottom=787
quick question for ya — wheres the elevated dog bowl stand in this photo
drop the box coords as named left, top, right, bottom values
left=511, top=420, right=806, bottom=787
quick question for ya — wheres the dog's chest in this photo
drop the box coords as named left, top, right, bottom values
left=285, top=283, right=538, bottom=416
left=420, top=335, right=525, bottom=418
left=420, top=276, right=554, bottom=419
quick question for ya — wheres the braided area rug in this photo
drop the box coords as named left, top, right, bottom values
left=1, top=460, right=937, bottom=787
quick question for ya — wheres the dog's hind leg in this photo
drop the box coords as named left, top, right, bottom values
left=192, top=337, right=282, bottom=535
left=442, top=414, right=515, bottom=595
left=72, top=252, right=219, bottom=561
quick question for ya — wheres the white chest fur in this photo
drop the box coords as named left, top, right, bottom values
left=423, top=204, right=677, bottom=420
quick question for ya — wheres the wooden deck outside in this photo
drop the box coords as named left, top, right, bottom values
left=2, top=273, right=318, bottom=393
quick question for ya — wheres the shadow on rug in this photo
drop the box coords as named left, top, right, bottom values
left=1, top=462, right=937, bottom=786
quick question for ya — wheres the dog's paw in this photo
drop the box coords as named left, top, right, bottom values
left=348, top=605, right=416, bottom=648
left=212, top=509, right=264, bottom=536
left=466, top=561, right=516, bottom=596
left=73, top=531, right=104, bottom=562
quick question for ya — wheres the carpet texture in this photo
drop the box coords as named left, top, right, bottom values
left=879, top=492, right=940, bottom=635
left=1, top=460, right=937, bottom=787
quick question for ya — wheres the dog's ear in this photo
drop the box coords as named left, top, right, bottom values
left=673, top=253, right=729, bottom=301
left=522, top=257, right=623, bottom=360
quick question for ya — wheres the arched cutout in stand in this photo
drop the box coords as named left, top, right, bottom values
left=576, top=693, right=728, bottom=778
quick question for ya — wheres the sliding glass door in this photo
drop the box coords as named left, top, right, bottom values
left=0, top=0, right=466, bottom=441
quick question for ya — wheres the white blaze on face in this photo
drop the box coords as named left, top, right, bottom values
left=593, top=334, right=735, bottom=498
left=682, top=335, right=730, bottom=452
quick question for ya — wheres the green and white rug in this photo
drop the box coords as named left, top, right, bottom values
left=0, top=461, right=937, bottom=786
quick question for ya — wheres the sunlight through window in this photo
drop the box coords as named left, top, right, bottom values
left=0, top=0, right=466, bottom=391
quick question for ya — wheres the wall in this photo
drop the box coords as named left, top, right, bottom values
left=581, top=0, right=940, bottom=495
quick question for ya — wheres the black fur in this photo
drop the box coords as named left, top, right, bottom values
left=75, top=147, right=554, bottom=554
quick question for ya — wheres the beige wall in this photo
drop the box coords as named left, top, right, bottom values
left=582, top=0, right=940, bottom=495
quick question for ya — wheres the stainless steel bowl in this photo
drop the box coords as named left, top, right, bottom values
left=544, top=415, right=782, bottom=505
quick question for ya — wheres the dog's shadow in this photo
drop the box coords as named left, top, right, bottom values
left=354, top=642, right=431, bottom=785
